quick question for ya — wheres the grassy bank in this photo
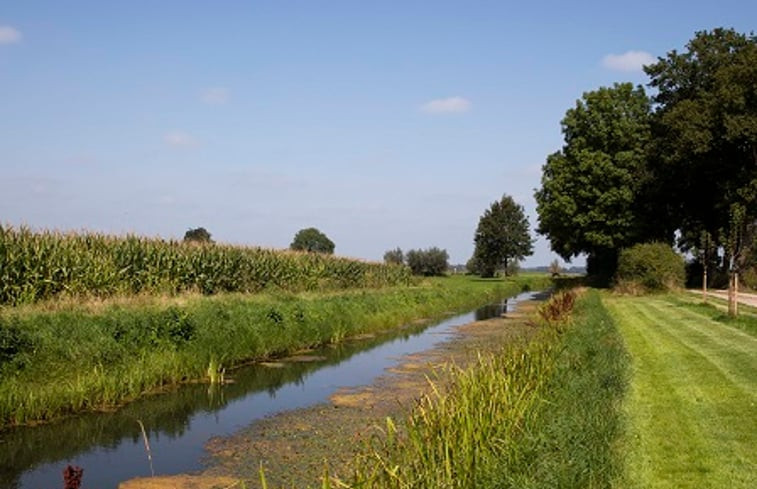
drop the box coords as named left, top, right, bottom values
left=341, top=290, right=629, bottom=488
left=0, top=225, right=410, bottom=306
left=0, top=275, right=549, bottom=428
left=607, top=295, right=757, bottom=488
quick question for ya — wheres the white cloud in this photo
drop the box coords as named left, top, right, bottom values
left=163, top=130, right=197, bottom=147
left=0, top=25, right=21, bottom=45
left=420, top=96, right=471, bottom=114
left=602, top=50, right=655, bottom=72
left=201, top=87, right=229, bottom=105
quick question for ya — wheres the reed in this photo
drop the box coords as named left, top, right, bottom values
left=0, top=224, right=411, bottom=306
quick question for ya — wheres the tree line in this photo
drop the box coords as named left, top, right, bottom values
left=534, top=28, right=756, bottom=312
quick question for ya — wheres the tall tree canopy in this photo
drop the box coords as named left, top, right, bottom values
left=290, top=227, right=335, bottom=254
left=472, top=194, right=533, bottom=278
left=534, top=83, right=654, bottom=277
left=645, top=28, right=757, bottom=313
left=645, top=28, right=757, bottom=247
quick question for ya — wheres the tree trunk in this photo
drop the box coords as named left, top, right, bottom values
left=503, top=257, right=509, bottom=277
left=728, top=271, right=739, bottom=317
left=702, top=266, right=708, bottom=302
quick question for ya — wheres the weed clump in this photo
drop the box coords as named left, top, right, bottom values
left=538, top=290, right=576, bottom=325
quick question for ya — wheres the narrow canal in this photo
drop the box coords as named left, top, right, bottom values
left=0, top=290, right=540, bottom=489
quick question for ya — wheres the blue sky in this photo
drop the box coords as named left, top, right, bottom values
left=1, top=1, right=755, bottom=266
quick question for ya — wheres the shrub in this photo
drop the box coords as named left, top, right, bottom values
left=615, top=242, right=685, bottom=292
left=383, top=247, right=404, bottom=265
left=406, top=247, right=449, bottom=276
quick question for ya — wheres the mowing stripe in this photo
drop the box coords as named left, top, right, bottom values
left=607, top=296, right=756, bottom=489
left=652, top=299, right=757, bottom=352
left=637, top=300, right=756, bottom=398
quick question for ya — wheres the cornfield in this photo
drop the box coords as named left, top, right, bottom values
left=0, top=225, right=411, bottom=305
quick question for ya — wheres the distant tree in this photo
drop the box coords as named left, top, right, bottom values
left=183, top=227, right=213, bottom=244
left=406, top=247, right=449, bottom=276
left=505, top=259, right=521, bottom=277
left=534, top=83, right=655, bottom=282
left=549, top=259, right=562, bottom=277
left=290, top=227, right=335, bottom=254
left=383, top=247, right=404, bottom=265
left=473, top=195, right=534, bottom=278
left=466, top=252, right=482, bottom=275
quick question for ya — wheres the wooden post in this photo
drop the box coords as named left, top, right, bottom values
left=734, top=271, right=739, bottom=317
left=728, top=271, right=738, bottom=317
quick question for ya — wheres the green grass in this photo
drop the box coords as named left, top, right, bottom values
left=0, top=275, right=549, bottom=427
left=499, top=290, right=629, bottom=489
left=606, top=294, right=757, bottom=489
left=340, top=290, right=629, bottom=489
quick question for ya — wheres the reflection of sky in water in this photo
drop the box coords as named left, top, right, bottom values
left=11, top=291, right=538, bottom=489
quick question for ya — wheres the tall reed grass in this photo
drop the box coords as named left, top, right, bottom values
left=0, top=225, right=411, bottom=305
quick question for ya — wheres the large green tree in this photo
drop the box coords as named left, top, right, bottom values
left=534, top=83, right=655, bottom=280
left=472, top=195, right=533, bottom=278
left=645, top=28, right=757, bottom=314
left=290, top=227, right=335, bottom=254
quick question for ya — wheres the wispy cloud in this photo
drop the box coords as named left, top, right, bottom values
left=163, top=130, right=198, bottom=147
left=602, top=50, right=655, bottom=72
left=420, top=96, right=471, bottom=114
left=0, top=25, right=21, bottom=45
left=201, top=87, right=229, bottom=105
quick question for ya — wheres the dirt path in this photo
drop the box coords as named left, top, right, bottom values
left=688, top=289, right=757, bottom=308
left=121, top=298, right=544, bottom=489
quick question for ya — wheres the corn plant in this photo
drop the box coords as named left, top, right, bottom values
left=0, top=225, right=411, bottom=305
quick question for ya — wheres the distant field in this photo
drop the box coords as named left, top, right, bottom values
left=0, top=225, right=410, bottom=305
left=607, top=295, right=757, bottom=489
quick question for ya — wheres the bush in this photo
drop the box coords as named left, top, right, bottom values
left=383, top=247, right=404, bottom=265
left=406, top=247, right=449, bottom=276
left=615, top=243, right=685, bottom=292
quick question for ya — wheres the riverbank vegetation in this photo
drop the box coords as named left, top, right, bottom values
left=340, top=290, right=629, bottom=488
left=0, top=225, right=410, bottom=306
left=0, top=274, right=548, bottom=428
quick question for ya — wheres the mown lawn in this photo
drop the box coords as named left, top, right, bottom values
left=606, top=295, right=757, bottom=489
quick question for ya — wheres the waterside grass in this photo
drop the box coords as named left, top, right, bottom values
left=0, top=275, right=549, bottom=428
left=339, top=290, right=629, bottom=489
